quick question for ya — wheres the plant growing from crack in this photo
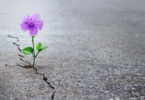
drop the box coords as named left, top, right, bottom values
left=20, top=14, right=48, bottom=68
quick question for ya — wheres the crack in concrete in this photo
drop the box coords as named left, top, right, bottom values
left=20, top=58, right=31, bottom=66
left=32, top=66, right=56, bottom=100
left=13, top=42, right=19, bottom=46
left=8, top=35, right=19, bottom=41
left=7, top=35, right=56, bottom=100
left=18, top=54, right=24, bottom=57
left=18, top=47, right=21, bottom=52
left=16, top=64, right=56, bottom=100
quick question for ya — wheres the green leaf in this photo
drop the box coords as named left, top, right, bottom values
left=38, top=46, right=48, bottom=52
left=22, top=47, right=34, bottom=55
left=36, top=42, right=42, bottom=50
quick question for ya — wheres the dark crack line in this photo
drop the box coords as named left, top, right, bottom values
left=32, top=67, right=56, bottom=100
left=18, top=47, right=21, bottom=52
left=8, top=34, right=56, bottom=100
left=16, top=63, right=31, bottom=69
left=5, top=64, right=15, bottom=68
left=13, top=42, right=19, bottom=46
left=16, top=63, right=56, bottom=100
left=33, top=67, right=56, bottom=92
left=18, top=54, right=23, bottom=57
left=8, top=35, right=19, bottom=41
left=20, top=58, right=31, bottom=66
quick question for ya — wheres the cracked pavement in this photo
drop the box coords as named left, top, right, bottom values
left=0, top=0, right=145, bottom=100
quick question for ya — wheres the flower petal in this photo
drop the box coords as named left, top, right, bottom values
left=32, top=14, right=40, bottom=21
left=29, top=27, right=38, bottom=36
left=20, top=22, right=29, bottom=31
left=34, top=20, right=43, bottom=30
left=23, top=14, right=31, bottom=22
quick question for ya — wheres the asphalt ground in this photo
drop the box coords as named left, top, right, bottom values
left=0, top=0, right=145, bottom=99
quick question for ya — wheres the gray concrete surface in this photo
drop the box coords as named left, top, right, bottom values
left=0, top=0, right=145, bottom=99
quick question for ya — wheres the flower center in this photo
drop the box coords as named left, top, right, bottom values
left=29, top=23, right=34, bottom=28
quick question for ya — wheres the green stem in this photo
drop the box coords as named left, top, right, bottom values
left=33, top=57, right=35, bottom=68
left=32, top=51, right=40, bottom=68
left=32, top=36, right=35, bottom=68
left=35, top=51, right=40, bottom=58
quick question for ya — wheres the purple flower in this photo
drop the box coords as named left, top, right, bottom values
left=20, top=14, right=43, bottom=36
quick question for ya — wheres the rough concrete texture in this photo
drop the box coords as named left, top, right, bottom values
left=0, top=0, right=145, bottom=100
left=0, top=33, right=54, bottom=100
